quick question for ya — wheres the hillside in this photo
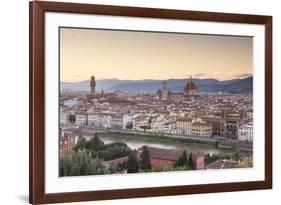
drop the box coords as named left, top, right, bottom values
left=60, top=77, right=252, bottom=93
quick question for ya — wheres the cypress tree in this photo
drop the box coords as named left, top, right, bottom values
left=78, top=149, right=91, bottom=175
left=189, top=152, right=193, bottom=169
left=127, top=151, right=139, bottom=173
left=175, top=150, right=188, bottom=167
left=140, top=146, right=151, bottom=170
left=73, top=135, right=86, bottom=152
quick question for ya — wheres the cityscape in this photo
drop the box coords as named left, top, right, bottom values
left=59, top=28, right=253, bottom=176
left=59, top=75, right=253, bottom=176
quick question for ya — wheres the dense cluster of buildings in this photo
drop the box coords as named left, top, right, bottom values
left=60, top=75, right=253, bottom=141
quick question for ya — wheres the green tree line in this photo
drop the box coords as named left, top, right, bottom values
left=60, top=149, right=109, bottom=176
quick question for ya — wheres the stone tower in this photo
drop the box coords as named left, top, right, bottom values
left=90, top=75, right=96, bottom=95
left=162, top=81, right=168, bottom=100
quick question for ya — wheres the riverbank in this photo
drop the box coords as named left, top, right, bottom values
left=96, top=132, right=237, bottom=156
left=71, top=127, right=253, bottom=152
left=97, top=131, right=218, bottom=147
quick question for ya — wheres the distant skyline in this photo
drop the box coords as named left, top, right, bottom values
left=60, top=28, right=253, bottom=82
left=60, top=75, right=253, bottom=83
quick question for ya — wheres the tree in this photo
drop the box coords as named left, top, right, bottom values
left=238, top=155, right=253, bottom=168
left=127, top=151, right=139, bottom=173
left=125, top=122, right=133, bottom=129
left=73, top=135, right=86, bottom=152
left=68, top=114, right=76, bottom=124
left=175, top=150, right=188, bottom=167
left=215, top=141, right=219, bottom=147
left=90, top=158, right=108, bottom=175
left=188, top=152, right=193, bottom=169
left=59, top=148, right=109, bottom=176
left=231, top=152, right=240, bottom=161
left=140, top=146, right=151, bottom=170
left=60, top=149, right=81, bottom=176
left=140, top=125, right=146, bottom=132
left=140, top=125, right=151, bottom=132
left=98, top=142, right=131, bottom=161
left=69, top=163, right=80, bottom=176
left=85, top=133, right=104, bottom=151
left=77, top=149, right=91, bottom=175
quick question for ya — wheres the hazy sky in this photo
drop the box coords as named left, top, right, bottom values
left=60, top=27, right=253, bottom=82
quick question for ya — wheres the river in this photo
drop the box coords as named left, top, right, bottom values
left=78, top=133, right=236, bottom=155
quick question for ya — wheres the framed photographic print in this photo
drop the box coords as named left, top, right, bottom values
left=29, top=1, right=272, bottom=204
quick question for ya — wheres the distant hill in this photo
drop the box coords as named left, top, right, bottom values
left=61, top=79, right=130, bottom=91
left=106, top=78, right=248, bottom=93
left=222, top=76, right=253, bottom=93
left=60, top=77, right=252, bottom=93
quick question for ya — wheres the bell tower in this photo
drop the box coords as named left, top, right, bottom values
left=162, top=81, right=168, bottom=100
left=90, top=75, right=96, bottom=95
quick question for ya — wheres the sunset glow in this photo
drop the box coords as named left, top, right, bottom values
left=60, top=28, right=253, bottom=82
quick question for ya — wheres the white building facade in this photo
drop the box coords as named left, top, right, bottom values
left=238, top=124, right=253, bottom=141
left=60, top=110, right=68, bottom=125
left=176, top=117, right=193, bottom=135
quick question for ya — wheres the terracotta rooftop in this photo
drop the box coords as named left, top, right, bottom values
left=192, top=122, right=212, bottom=126
left=144, top=146, right=183, bottom=161
left=176, top=117, right=193, bottom=122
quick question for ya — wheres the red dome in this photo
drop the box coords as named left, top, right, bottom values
left=184, top=77, right=199, bottom=94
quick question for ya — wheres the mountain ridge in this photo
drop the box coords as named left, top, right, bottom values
left=61, top=77, right=252, bottom=93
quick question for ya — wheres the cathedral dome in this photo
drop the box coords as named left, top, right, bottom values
left=184, top=76, right=199, bottom=95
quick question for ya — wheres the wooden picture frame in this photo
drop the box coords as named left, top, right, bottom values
left=29, top=1, right=272, bottom=204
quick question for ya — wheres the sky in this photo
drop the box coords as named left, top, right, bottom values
left=60, top=27, right=253, bottom=82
